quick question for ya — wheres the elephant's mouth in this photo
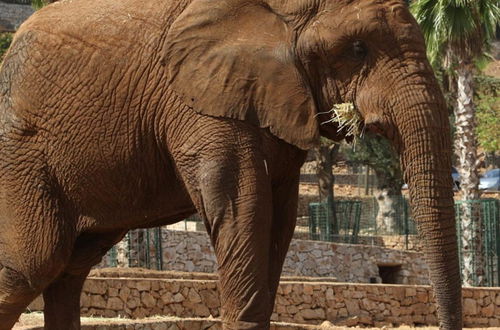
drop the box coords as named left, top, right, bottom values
left=318, top=102, right=365, bottom=141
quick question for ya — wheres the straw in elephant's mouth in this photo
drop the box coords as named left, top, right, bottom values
left=320, top=103, right=364, bottom=141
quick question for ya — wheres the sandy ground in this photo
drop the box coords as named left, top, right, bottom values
left=13, top=312, right=432, bottom=329
left=14, top=313, right=500, bottom=330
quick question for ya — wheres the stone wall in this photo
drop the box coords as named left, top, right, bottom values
left=100, top=229, right=429, bottom=285
left=31, top=276, right=500, bottom=328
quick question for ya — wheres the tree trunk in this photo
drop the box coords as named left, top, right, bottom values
left=454, top=61, right=484, bottom=286
left=115, top=238, right=129, bottom=267
left=314, top=144, right=340, bottom=238
left=373, top=170, right=403, bottom=234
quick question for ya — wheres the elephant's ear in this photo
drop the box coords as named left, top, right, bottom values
left=162, top=0, right=319, bottom=150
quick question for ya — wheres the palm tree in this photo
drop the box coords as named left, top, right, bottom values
left=411, top=0, right=499, bottom=286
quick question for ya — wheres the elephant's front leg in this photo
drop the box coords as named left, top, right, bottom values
left=202, top=156, right=273, bottom=329
left=172, top=133, right=274, bottom=329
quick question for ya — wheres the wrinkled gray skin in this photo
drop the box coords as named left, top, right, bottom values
left=0, top=0, right=461, bottom=329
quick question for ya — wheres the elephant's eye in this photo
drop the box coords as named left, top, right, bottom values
left=352, top=41, right=368, bottom=60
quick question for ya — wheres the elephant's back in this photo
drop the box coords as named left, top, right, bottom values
left=1, top=0, right=190, bottom=126
left=18, top=0, right=183, bottom=39
left=0, top=0, right=192, bottom=206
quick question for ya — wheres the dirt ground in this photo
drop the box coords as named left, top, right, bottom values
left=298, top=183, right=500, bottom=200
left=14, top=313, right=500, bottom=330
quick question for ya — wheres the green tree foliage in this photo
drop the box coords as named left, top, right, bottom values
left=32, top=0, right=48, bottom=10
left=344, top=134, right=404, bottom=233
left=475, top=75, right=500, bottom=153
left=344, top=134, right=404, bottom=192
left=411, top=0, right=499, bottom=66
left=0, top=33, right=13, bottom=63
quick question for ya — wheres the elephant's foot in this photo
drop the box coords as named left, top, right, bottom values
left=222, top=320, right=270, bottom=330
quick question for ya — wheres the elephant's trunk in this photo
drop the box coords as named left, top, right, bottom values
left=395, top=86, right=462, bottom=329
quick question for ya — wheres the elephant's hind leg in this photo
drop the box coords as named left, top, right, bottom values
left=43, top=230, right=126, bottom=330
left=0, top=177, right=76, bottom=329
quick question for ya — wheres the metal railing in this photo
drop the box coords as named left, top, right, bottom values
left=0, top=0, right=32, bottom=4
left=308, top=200, right=362, bottom=244
left=456, top=199, right=500, bottom=287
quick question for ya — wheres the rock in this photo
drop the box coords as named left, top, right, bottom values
left=127, top=297, right=140, bottom=309
left=303, top=284, right=314, bottom=295
left=199, top=290, right=219, bottom=309
left=405, top=287, right=417, bottom=297
left=481, top=303, right=494, bottom=317
left=194, top=303, right=211, bottom=317
left=282, top=285, right=292, bottom=295
left=132, top=307, right=148, bottom=319
left=173, top=292, right=185, bottom=303
left=463, top=298, right=477, bottom=315
left=299, top=308, right=325, bottom=320
left=416, top=292, right=428, bottom=303
left=141, top=292, right=157, bottom=308
left=490, top=318, right=500, bottom=327
left=84, top=281, right=107, bottom=295
left=325, top=288, right=334, bottom=301
left=106, top=297, right=124, bottom=311
left=136, top=281, right=152, bottom=291
left=90, top=295, right=107, bottom=309
left=161, top=291, right=174, bottom=304
left=286, top=305, right=298, bottom=314
left=80, top=294, right=90, bottom=308
left=345, top=299, right=360, bottom=315
left=463, top=290, right=473, bottom=298
left=119, top=287, right=131, bottom=302
left=108, top=287, right=119, bottom=297
left=412, top=302, right=428, bottom=315
left=361, top=298, right=377, bottom=311
left=188, top=288, right=202, bottom=303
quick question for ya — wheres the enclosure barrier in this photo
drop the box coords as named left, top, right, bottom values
left=103, top=198, right=498, bottom=287
left=308, top=200, right=361, bottom=243
left=309, top=197, right=500, bottom=287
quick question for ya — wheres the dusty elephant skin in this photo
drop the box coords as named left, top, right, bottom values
left=0, top=0, right=461, bottom=329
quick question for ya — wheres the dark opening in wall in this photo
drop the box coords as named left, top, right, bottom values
left=378, top=264, right=402, bottom=284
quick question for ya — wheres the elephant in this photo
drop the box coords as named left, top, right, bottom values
left=0, top=0, right=462, bottom=329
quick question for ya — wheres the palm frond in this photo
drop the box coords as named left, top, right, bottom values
left=411, top=0, right=499, bottom=65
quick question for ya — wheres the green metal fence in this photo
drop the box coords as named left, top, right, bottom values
left=108, top=228, right=164, bottom=270
left=455, top=199, right=500, bottom=287
left=308, top=200, right=361, bottom=244
left=309, top=197, right=499, bottom=287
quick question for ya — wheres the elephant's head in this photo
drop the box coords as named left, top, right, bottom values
left=163, top=0, right=461, bottom=327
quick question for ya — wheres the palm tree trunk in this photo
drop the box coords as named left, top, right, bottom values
left=454, top=61, right=484, bottom=286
